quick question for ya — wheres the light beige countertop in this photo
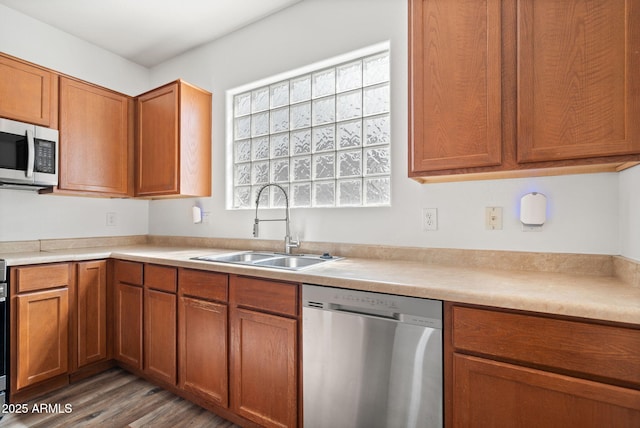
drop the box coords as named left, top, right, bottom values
left=1, top=241, right=638, bottom=326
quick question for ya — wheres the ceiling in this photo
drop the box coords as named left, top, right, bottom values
left=0, top=0, right=303, bottom=67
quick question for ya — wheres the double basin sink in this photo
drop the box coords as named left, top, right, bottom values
left=191, top=251, right=341, bottom=271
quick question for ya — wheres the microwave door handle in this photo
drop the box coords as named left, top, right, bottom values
left=26, top=128, right=35, bottom=178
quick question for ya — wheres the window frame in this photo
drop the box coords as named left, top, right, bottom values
left=226, top=41, right=391, bottom=210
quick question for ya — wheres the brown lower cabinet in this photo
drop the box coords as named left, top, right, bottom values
left=446, top=303, right=640, bottom=427
left=10, top=260, right=111, bottom=402
left=230, top=275, right=299, bottom=428
left=114, top=261, right=143, bottom=370
left=178, top=269, right=229, bottom=407
left=113, top=261, right=179, bottom=386
left=112, top=263, right=299, bottom=427
left=12, top=260, right=640, bottom=428
left=143, top=264, right=177, bottom=385
left=14, top=287, right=69, bottom=390
left=75, top=260, right=108, bottom=369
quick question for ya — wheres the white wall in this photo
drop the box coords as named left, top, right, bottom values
left=0, top=4, right=149, bottom=95
left=619, top=165, right=640, bottom=260
left=1, top=1, right=636, bottom=260
left=0, top=4, right=150, bottom=241
left=147, top=0, right=632, bottom=258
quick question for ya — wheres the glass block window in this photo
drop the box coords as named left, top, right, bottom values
left=230, top=46, right=391, bottom=209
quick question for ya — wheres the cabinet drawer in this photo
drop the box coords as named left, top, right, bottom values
left=231, top=276, right=298, bottom=317
left=145, top=264, right=177, bottom=293
left=114, top=260, right=143, bottom=285
left=179, top=269, right=228, bottom=302
left=14, top=263, right=69, bottom=293
left=451, top=305, right=640, bottom=386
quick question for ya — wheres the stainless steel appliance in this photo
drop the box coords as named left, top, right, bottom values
left=0, top=117, right=58, bottom=190
left=0, top=260, right=7, bottom=408
left=303, top=285, right=443, bottom=428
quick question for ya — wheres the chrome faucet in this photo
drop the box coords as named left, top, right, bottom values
left=253, top=183, right=300, bottom=254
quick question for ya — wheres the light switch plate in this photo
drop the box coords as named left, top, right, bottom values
left=485, top=207, right=503, bottom=230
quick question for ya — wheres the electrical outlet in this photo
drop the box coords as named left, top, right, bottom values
left=485, top=207, right=503, bottom=230
left=106, top=212, right=117, bottom=227
left=422, top=208, right=438, bottom=231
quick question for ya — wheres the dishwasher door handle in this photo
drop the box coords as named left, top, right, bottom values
left=328, top=303, right=401, bottom=321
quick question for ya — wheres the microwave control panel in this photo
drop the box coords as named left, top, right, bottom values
left=34, top=139, right=56, bottom=174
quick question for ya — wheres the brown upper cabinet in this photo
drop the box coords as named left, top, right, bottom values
left=136, top=80, right=212, bottom=198
left=58, top=77, right=134, bottom=196
left=1, top=53, right=212, bottom=198
left=408, top=0, right=640, bottom=183
left=0, top=53, right=58, bottom=128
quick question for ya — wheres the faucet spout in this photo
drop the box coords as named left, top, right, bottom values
left=253, top=183, right=300, bottom=254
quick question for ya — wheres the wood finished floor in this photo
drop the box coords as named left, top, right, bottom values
left=0, top=368, right=240, bottom=428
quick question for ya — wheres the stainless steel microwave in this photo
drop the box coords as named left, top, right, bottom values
left=0, top=117, right=58, bottom=189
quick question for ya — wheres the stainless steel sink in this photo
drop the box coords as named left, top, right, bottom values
left=254, top=256, right=327, bottom=269
left=191, top=251, right=340, bottom=271
left=196, top=252, right=276, bottom=263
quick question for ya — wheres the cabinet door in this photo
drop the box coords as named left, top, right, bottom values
left=517, top=0, right=640, bottom=162
left=230, top=308, right=297, bottom=428
left=76, top=261, right=107, bottom=368
left=114, top=283, right=143, bottom=369
left=59, top=77, right=132, bottom=195
left=136, top=82, right=179, bottom=196
left=452, top=354, right=640, bottom=428
left=144, top=288, right=177, bottom=385
left=408, top=0, right=502, bottom=174
left=0, top=54, right=58, bottom=128
left=15, top=288, right=69, bottom=390
left=179, top=296, right=228, bottom=406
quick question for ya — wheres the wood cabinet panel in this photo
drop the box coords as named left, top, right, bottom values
left=135, top=80, right=211, bottom=198
left=76, top=260, right=107, bottom=368
left=58, top=77, right=133, bottom=195
left=451, top=305, right=640, bottom=386
left=136, top=83, right=179, bottom=195
left=15, top=288, right=69, bottom=390
left=179, top=269, right=228, bottom=302
left=408, top=0, right=502, bottom=173
left=114, top=282, right=143, bottom=369
left=517, top=0, right=640, bottom=162
left=179, top=296, right=228, bottom=406
left=0, top=53, right=58, bottom=128
left=177, top=82, right=212, bottom=197
left=231, top=276, right=298, bottom=317
left=14, top=263, right=69, bottom=293
left=144, top=288, right=177, bottom=385
left=230, top=308, right=297, bottom=428
left=408, top=0, right=640, bottom=182
left=144, top=264, right=177, bottom=293
left=114, top=260, right=143, bottom=285
left=452, top=354, right=640, bottom=428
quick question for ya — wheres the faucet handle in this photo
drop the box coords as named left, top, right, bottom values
left=285, top=234, right=300, bottom=253
left=253, top=219, right=259, bottom=237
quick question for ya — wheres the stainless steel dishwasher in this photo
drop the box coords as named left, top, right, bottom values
left=303, top=284, right=443, bottom=428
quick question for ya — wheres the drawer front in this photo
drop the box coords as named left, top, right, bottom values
left=14, top=263, right=69, bottom=293
left=145, top=264, right=177, bottom=293
left=451, top=305, right=640, bottom=386
left=179, top=269, right=228, bottom=303
left=114, top=260, right=143, bottom=285
left=231, top=276, right=298, bottom=317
